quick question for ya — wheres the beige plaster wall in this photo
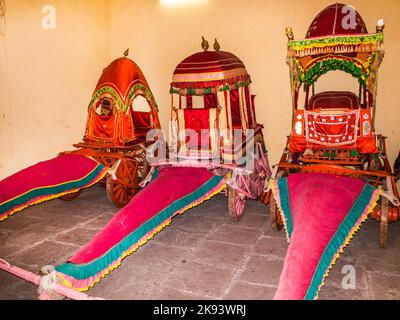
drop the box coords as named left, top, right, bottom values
left=0, top=0, right=110, bottom=178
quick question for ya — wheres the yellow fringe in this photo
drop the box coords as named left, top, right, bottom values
left=57, top=182, right=227, bottom=292
left=312, top=189, right=382, bottom=300
left=0, top=170, right=109, bottom=222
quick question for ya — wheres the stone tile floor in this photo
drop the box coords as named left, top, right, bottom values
left=0, top=186, right=399, bottom=300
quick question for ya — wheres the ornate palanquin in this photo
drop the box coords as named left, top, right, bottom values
left=286, top=3, right=384, bottom=155
left=84, top=54, right=160, bottom=146
left=267, top=3, right=399, bottom=247
left=169, top=39, right=259, bottom=162
left=62, top=50, right=161, bottom=208
left=148, top=38, right=271, bottom=221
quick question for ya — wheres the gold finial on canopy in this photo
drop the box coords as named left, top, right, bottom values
left=286, top=27, right=294, bottom=41
left=124, top=48, right=129, bottom=57
left=201, top=36, right=209, bottom=52
left=376, top=18, right=385, bottom=33
left=214, top=38, right=221, bottom=51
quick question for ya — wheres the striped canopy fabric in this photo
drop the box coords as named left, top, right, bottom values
left=171, top=51, right=251, bottom=94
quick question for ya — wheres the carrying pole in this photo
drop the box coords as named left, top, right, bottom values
left=0, top=258, right=105, bottom=300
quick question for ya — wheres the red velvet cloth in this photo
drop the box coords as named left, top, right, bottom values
left=245, top=87, right=254, bottom=127
left=120, top=112, right=134, bottom=141
left=92, top=115, right=116, bottom=140
left=183, top=109, right=212, bottom=149
left=230, top=89, right=242, bottom=129
left=306, top=3, right=368, bottom=38
left=305, top=111, right=358, bottom=146
left=132, top=111, right=151, bottom=130
left=204, top=94, right=218, bottom=109
left=95, top=57, right=149, bottom=96
left=186, top=95, right=193, bottom=109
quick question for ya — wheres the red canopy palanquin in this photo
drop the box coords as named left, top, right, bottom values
left=286, top=3, right=385, bottom=155
left=170, top=46, right=259, bottom=161
left=84, top=57, right=160, bottom=146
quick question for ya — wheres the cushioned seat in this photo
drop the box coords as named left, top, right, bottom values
left=308, top=91, right=360, bottom=110
left=132, top=111, right=151, bottom=135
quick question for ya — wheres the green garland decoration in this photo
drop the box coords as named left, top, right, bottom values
left=170, top=80, right=252, bottom=96
left=88, top=87, right=124, bottom=111
left=288, top=33, right=384, bottom=52
left=89, top=84, right=158, bottom=112
left=296, top=57, right=371, bottom=87
left=125, top=83, right=159, bottom=112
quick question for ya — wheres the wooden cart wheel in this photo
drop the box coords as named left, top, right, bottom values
left=379, top=197, right=389, bottom=248
left=134, top=147, right=150, bottom=183
left=269, top=190, right=284, bottom=231
left=137, top=159, right=149, bottom=183
left=228, top=185, right=246, bottom=222
left=106, top=159, right=139, bottom=208
left=59, top=190, right=82, bottom=202
left=253, top=134, right=270, bottom=198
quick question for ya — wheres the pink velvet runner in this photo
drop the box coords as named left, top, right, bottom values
left=0, top=154, right=108, bottom=221
left=70, top=166, right=221, bottom=264
left=55, top=166, right=226, bottom=291
left=272, top=173, right=380, bottom=300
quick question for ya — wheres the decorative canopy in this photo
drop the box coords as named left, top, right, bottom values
left=89, top=56, right=157, bottom=112
left=171, top=50, right=251, bottom=96
left=286, top=3, right=385, bottom=90
left=84, top=52, right=160, bottom=146
left=306, top=3, right=368, bottom=38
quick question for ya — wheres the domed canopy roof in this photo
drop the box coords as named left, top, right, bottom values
left=95, top=57, right=150, bottom=99
left=306, top=3, right=368, bottom=38
left=171, top=50, right=251, bottom=93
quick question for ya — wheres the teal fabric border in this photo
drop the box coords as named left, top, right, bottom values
left=277, top=178, right=294, bottom=238
left=0, top=164, right=106, bottom=215
left=150, top=168, right=160, bottom=182
left=56, top=174, right=224, bottom=280
left=304, top=184, right=375, bottom=300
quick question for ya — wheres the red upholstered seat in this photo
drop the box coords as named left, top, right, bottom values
left=175, top=108, right=216, bottom=150
left=132, top=111, right=151, bottom=135
left=308, top=91, right=360, bottom=110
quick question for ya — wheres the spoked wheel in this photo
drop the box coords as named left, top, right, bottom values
left=253, top=134, right=270, bottom=198
left=106, top=159, right=139, bottom=208
left=269, top=193, right=284, bottom=231
left=228, top=186, right=246, bottom=222
left=132, top=147, right=150, bottom=184
left=59, top=190, right=82, bottom=202
left=228, top=174, right=248, bottom=221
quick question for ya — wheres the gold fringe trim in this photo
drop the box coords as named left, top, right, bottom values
left=57, top=182, right=227, bottom=292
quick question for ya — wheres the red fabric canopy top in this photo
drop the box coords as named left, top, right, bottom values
left=306, top=3, right=368, bottom=39
left=171, top=51, right=251, bottom=90
left=85, top=56, right=160, bottom=145
left=95, top=57, right=150, bottom=100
